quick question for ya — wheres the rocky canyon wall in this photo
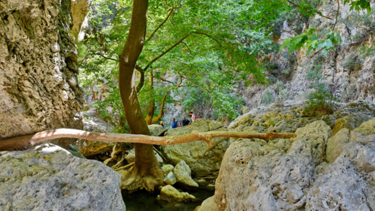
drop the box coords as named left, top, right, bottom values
left=240, top=0, right=375, bottom=110
left=0, top=0, right=84, bottom=139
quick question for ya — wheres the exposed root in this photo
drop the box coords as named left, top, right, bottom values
left=114, top=162, right=134, bottom=171
left=120, top=164, right=163, bottom=193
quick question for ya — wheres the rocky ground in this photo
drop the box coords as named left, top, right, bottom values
left=2, top=100, right=375, bottom=210
left=198, top=101, right=375, bottom=211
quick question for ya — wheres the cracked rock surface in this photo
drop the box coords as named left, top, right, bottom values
left=0, top=0, right=84, bottom=139
left=200, top=109, right=375, bottom=211
left=0, top=144, right=125, bottom=211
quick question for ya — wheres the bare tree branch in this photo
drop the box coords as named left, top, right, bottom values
left=151, top=74, right=183, bottom=124
left=144, top=33, right=192, bottom=72
left=135, top=65, right=145, bottom=93
left=142, top=31, right=222, bottom=72
left=146, top=7, right=174, bottom=42
left=94, top=52, right=117, bottom=61
left=0, top=129, right=297, bottom=150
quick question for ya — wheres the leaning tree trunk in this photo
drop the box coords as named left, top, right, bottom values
left=118, top=0, right=162, bottom=192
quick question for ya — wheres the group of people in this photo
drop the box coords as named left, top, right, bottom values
left=160, top=111, right=197, bottom=129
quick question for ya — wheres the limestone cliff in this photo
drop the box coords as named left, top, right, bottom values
left=240, top=0, right=375, bottom=110
left=0, top=0, right=84, bottom=139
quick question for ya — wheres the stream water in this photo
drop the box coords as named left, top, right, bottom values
left=122, top=189, right=214, bottom=211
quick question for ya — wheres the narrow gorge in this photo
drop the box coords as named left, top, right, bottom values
left=1, top=0, right=375, bottom=211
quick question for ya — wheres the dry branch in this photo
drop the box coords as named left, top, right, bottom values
left=0, top=129, right=296, bottom=150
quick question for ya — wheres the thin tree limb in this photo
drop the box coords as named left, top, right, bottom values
left=94, top=52, right=117, bottom=62
left=0, top=129, right=297, bottom=150
left=151, top=74, right=183, bottom=124
left=143, top=33, right=192, bottom=72
left=143, top=31, right=222, bottom=72
left=332, top=0, right=340, bottom=30
left=154, top=76, right=176, bottom=85
left=146, top=7, right=174, bottom=42
left=135, top=65, right=145, bottom=93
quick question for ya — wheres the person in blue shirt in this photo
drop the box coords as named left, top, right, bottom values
left=182, top=116, right=190, bottom=126
left=171, top=118, right=178, bottom=128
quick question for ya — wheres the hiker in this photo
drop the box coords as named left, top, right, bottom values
left=189, top=111, right=197, bottom=123
left=182, top=116, right=190, bottom=126
left=171, top=118, right=178, bottom=128
left=159, top=121, right=164, bottom=128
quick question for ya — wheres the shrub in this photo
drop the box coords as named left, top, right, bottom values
left=261, top=88, right=274, bottom=105
left=343, top=53, right=362, bottom=72
left=304, top=59, right=338, bottom=115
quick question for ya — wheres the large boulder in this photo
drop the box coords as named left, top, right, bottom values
left=148, top=124, right=166, bottom=136
left=0, top=144, right=125, bottom=210
left=210, top=121, right=331, bottom=210
left=201, top=113, right=375, bottom=210
left=161, top=119, right=230, bottom=177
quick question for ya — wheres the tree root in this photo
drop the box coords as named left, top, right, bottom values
left=114, top=162, right=134, bottom=171
left=120, top=163, right=163, bottom=193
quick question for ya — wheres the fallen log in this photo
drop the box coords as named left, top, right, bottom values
left=0, top=129, right=296, bottom=150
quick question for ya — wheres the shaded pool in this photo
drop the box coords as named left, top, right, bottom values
left=122, top=189, right=214, bottom=211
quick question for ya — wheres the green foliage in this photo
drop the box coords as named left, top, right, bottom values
left=280, top=0, right=371, bottom=56
left=275, top=80, right=288, bottom=104
left=343, top=52, right=362, bottom=72
left=261, top=88, right=274, bottom=105
left=77, top=0, right=372, bottom=130
left=304, top=57, right=338, bottom=114
left=343, top=0, right=371, bottom=14
left=281, top=28, right=341, bottom=56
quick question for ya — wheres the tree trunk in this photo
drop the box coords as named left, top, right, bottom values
left=118, top=0, right=162, bottom=192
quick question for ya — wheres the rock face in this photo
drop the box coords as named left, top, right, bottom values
left=239, top=0, right=375, bottom=110
left=0, top=144, right=125, bottom=210
left=0, top=0, right=84, bottom=139
left=162, top=119, right=230, bottom=177
left=201, top=111, right=375, bottom=210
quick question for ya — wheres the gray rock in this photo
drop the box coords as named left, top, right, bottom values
left=162, top=119, right=229, bottom=177
left=173, top=161, right=199, bottom=188
left=326, top=128, right=350, bottom=163
left=164, top=171, right=177, bottom=185
left=0, top=144, right=125, bottom=211
left=210, top=121, right=331, bottom=210
left=332, top=113, right=372, bottom=136
left=353, top=117, right=375, bottom=136
left=161, top=164, right=174, bottom=176
left=157, top=185, right=196, bottom=203
left=148, top=124, right=166, bottom=136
